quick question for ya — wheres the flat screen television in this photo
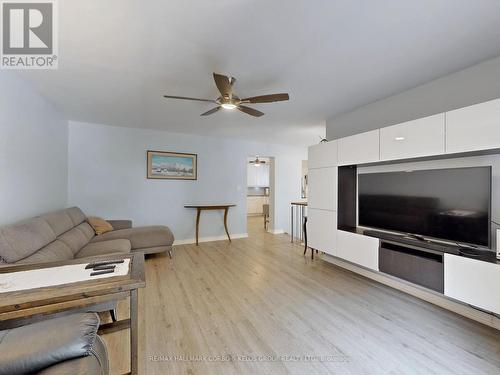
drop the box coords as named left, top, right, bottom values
left=358, top=166, right=491, bottom=247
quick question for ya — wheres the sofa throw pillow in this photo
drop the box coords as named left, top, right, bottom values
left=87, top=217, right=114, bottom=235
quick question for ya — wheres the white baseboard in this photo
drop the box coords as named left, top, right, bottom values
left=322, top=254, right=500, bottom=331
left=268, top=229, right=284, bottom=234
left=174, top=233, right=248, bottom=246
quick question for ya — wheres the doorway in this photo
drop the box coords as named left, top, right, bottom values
left=246, top=155, right=274, bottom=236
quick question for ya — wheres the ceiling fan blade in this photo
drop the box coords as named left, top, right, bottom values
left=213, top=73, right=233, bottom=98
left=241, top=93, right=289, bottom=103
left=238, top=105, right=264, bottom=117
left=200, top=106, right=221, bottom=116
left=164, top=95, right=216, bottom=103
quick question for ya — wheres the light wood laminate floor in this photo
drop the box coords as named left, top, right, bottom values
left=103, top=216, right=500, bottom=374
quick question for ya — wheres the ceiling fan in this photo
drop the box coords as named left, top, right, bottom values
left=163, top=73, right=289, bottom=117
left=249, top=156, right=266, bottom=167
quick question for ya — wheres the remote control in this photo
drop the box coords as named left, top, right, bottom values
left=85, top=259, right=125, bottom=269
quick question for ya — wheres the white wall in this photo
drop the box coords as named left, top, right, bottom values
left=326, top=55, right=500, bottom=139
left=68, top=121, right=306, bottom=243
left=0, top=72, right=68, bottom=225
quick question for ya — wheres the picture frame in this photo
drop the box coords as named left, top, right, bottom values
left=147, top=150, right=197, bottom=180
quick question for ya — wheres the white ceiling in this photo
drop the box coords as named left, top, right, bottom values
left=17, top=0, right=500, bottom=146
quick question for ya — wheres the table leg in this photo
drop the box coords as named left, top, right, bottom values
left=130, top=289, right=139, bottom=375
left=223, top=207, right=231, bottom=242
left=195, top=208, right=201, bottom=246
left=290, top=206, right=294, bottom=243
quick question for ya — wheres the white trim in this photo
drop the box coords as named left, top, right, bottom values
left=268, top=228, right=284, bottom=234
left=173, top=233, right=248, bottom=245
left=322, top=254, right=500, bottom=330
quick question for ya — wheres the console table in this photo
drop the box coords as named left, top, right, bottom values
left=0, top=253, right=145, bottom=375
left=184, top=204, right=236, bottom=245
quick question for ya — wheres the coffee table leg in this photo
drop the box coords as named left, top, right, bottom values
left=224, top=207, right=231, bottom=242
left=195, top=208, right=201, bottom=246
left=130, top=289, right=139, bottom=374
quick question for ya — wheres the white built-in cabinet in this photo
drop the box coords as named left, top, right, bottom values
left=444, top=254, right=500, bottom=315
left=338, top=129, right=380, bottom=166
left=308, top=141, right=338, bottom=256
left=336, top=230, right=379, bottom=271
left=308, top=141, right=338, bottom=169
left=379, top=114, right=445, bottom=161
left=308, top=167, right=337, bottom=210
left=247, top=164, right=269, bottom=187
left=308, top=209, right=337, bottom=256
left=446, top=98, right=500, bottom=154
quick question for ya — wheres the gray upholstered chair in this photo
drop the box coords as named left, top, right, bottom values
left=0, top=313, right=108, bottom=375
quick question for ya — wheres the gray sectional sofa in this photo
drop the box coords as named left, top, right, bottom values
left=0, top=207, right=174, bottom=265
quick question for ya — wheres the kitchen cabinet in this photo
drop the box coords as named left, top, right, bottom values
left=444, top=253, right=500, bottom=315
left=338, top=130, right=380, bottom=166
left=446, top=98, right=500, bottom=154
left=247, top=164, right=269, bottom=187
left=247, top=196, right=269, bottom=215
left=308, top=140, right=338, bottom=169
left=308, top=167, right=337, bottom=211
left=308, top=209, right=337, bottom=256
left=336, top=230, right=379, bottom=271
left=380, top=114, right=445, bottom=161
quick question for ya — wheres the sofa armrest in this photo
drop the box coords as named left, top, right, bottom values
left=107, top=220, right=132, bottom=230
left=0, top=313, right=100, bottom=375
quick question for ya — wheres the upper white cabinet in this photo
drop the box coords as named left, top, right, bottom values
left=336, top=230, right=379, bottom=271
left=247, top=164, right=269, bottom=187
left=338, top=130, right=380, bottom=166
left=444, top=254, right=500, bottom=315
left=380, top=114, right=445, bottom=161
left=308, top=208, right=337, bottom=256
left=446, top=98, right=500, bottom=154
left=308, top=167, right=337, bottom=211
left=308, top=141, right=338, bottom=169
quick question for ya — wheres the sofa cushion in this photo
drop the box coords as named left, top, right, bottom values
left=75, top=239, right=131, bottom=259
left=76, top=223, right=96, bottom=242
left=91, top=226, right=174, bottom=250
left=66, top=207, right=86, bottom=226
left=16, top=240, right=74, bottom=264
left=39, top=209, right=75, bottom=237
left=0, top=218, right=56, bottom=263
left=58, top=227, right=90, bottom=255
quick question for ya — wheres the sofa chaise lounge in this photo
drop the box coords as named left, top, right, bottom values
left=0, top=207, right=174, bottom=265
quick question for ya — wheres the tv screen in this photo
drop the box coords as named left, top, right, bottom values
left=358, top=167, right=491, bottom=247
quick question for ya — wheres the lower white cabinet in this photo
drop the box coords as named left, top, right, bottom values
left=336, top=230, right=379, bottom=271
left=308, top=208, right=337, bottom=256
left=444, top=253, right=500, bottom=314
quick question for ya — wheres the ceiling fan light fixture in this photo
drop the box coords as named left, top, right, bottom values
left=221, top=103, right=237, bottom=110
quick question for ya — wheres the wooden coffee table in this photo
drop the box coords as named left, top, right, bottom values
left=184, top=204, right=236, bottom=245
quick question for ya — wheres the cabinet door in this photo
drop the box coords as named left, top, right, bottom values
left=308, top=141, right=338, bottom=169
left=380, top=114, right=445, bottom=161
left=247, top=166, right=257, bottom=186
left=308, top=209, right=337, bottom=256
left=260, top=164, right=270, bottom=187
left=336, top=230, right=379, bottom=271
left=338, top=130, right=380, bottom=166
left=446, top=98, right=500, bottom=154
left=308, top=167, right=337, bottom=210
left=444, top=253, right=500, bottom=314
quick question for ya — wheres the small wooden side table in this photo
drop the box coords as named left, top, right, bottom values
left=184, top=204, right=236, bottom=245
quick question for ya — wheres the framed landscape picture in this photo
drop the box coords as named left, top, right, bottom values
left=147, top=150, right=197, bottom=180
